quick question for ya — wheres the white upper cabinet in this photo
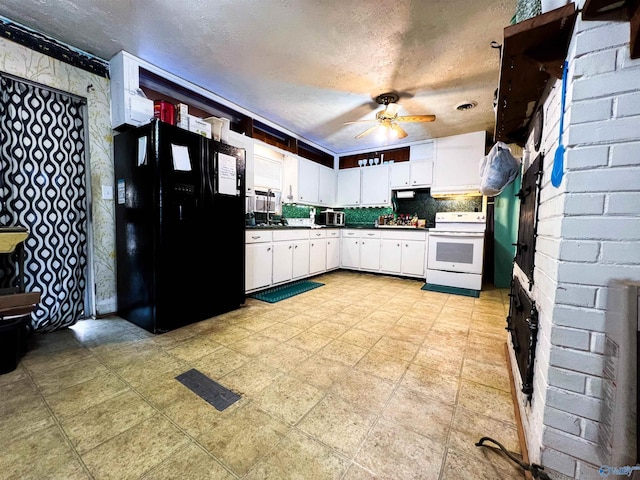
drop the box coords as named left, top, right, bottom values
left=409, top=141, right=435, bottom=162
left=409, top=161, right=433, bottom=187
left=432, top=131, right=485, bottom=196
left=389, top=162, right=411, bottom=188
left=297, top=158, right=320, bottom=204
left=337, top=168, right=361, bottom=206
left=318, top=164, right=336, bottom=206
left=283, top=155, right=336, bottom=206
left=361, top=165, right=390, bottom=206
left=389, top=161, right=432, bottom=189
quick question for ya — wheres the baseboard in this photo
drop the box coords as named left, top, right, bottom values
left=505, top=342, right=533, bottom=480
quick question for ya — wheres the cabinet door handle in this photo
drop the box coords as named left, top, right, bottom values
left=289, top=245, right=292, bottom=249
left=267, top=247, right=271, bottom=252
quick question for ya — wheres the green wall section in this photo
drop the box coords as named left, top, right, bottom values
left=493, top=173, right=521, bottom=288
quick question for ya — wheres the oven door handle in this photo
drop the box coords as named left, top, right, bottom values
left=428, top=231, right=485, bottom=238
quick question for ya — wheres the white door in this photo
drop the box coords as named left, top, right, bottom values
left=361, top=165, right=390, bottom=205
left=337, top=168, right=361, bottom=206
left=326, top=237, right=340, bottom=270
left=427, top=231, right=484, bottom=274
left=309, top=238, right=327, bottom=274
left=401, top=240, right=427, bottom=277
left=389, top=162, right=410, bottom=188
left=272, top=241, right=293, bottom=284
left=410, top=161, right=433, bottom=187
left=360, top=237, right=381, bottom=271
left=380, top=239, right=402, bottom=273
left=292, top=240, right=310, bottom=278
left=298, top=159, right=319, bottom=204
left=341, top=237, right=360, bottom=268
left=318, top=165, right=336, bottom=206
left=246, top=243, right=273, bottom=291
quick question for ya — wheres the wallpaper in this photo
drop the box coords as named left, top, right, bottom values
left=0, top=37, right=116, bottom=315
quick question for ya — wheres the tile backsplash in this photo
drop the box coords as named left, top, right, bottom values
left=283, top=189, right=483, bottom=227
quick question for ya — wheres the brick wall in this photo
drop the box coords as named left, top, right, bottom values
left=509, top=2, right=640, bottom=478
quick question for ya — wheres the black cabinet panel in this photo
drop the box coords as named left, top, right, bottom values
left=507, top=275, right=539, bottom=403
left=515, top=154, right=543, bottom=287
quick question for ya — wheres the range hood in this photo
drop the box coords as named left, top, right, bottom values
left=430, top=184, right=482, bottom=197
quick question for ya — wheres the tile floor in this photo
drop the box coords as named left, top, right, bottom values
left=0, top=271, right=525, bottom=479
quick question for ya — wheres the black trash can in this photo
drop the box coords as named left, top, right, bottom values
left=0, top=315, right=31, bottom=374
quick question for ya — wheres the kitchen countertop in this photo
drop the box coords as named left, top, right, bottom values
left=246, top=224, right=431, bottom=231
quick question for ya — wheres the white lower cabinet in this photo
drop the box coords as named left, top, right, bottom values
left=401, top=239, right=427, bottom=277
left=326, top=230, right=340, bottom=270
left=245, top=231, right=273, bottom=292
left=340, top=229, right=381, bottom=272
left=340, top=230, right=360, bottom=268
left=379, top=230, right=427, bottom=278
left=272, top=230, right=310, bottom=285
left=247, top=228, right=428, bottom=293
left=359, top=231, right=381, bottom=271
left=309, top=230, right=327, bottom=275
left=292, top=240, right=310, bottom=279
left=380, top=239, right=402, bottom=273
left=272, top=242, right=294, bottom=284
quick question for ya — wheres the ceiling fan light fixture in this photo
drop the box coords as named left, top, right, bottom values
left=349, top=92, right=435, bottom=140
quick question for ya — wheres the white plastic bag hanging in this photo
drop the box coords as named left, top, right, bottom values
left=479, top=142, right=521, bottom=196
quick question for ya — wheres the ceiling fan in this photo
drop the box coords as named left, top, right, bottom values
left=346, top=92, right=436, bottom=140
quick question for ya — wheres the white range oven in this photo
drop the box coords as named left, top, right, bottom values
left=426, top=211, right=486, bottom=291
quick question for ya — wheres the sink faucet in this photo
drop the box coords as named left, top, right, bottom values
left=266, top=189, right=272, bottom=225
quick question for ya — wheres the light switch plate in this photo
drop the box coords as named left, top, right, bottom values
left=102, top=185, right=113, bottom=200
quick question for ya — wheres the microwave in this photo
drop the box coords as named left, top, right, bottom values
left=320, top=210, right=345, bottom=226
left=254, top=189, right=281, bottom=214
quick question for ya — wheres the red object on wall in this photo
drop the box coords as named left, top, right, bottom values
left=153, top=100, right=175, bottom=125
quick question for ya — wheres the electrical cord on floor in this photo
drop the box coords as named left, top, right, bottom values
left=475, top=436, right=552, bottom=480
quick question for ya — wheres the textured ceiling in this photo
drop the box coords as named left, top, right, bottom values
left=0, top=1, right=516, bottom=154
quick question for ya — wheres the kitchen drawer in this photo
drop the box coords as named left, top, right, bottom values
left=325, top=229, right=340, bottom=238
left=359, top=230, right=381, bottom=239
left=309, top=230, right=327, bottom=239
left=272, top=229, right=310, bottom=241
left=380, top=230, right=427, bottom=241
left=341, top=229, right=360, bottom=238
left=245, top=231, right=273, bottom=243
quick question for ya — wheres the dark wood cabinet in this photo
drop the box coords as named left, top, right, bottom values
left=494, top=3, right=577, bottom=146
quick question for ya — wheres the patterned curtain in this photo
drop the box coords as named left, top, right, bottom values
left=0, top=74, right=88, bottom=332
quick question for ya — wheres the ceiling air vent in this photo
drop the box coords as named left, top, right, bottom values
left=455, top=101, right=478, bottom=111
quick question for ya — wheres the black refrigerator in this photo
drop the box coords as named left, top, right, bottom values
left=114, top=119, right=245, bottom=333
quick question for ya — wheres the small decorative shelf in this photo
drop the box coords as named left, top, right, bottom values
left=494, top=3, right=578, bottom=146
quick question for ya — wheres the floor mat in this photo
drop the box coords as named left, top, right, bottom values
left=250, top=280, right=324, bottom=303
left=175, top=369, right=240, bottom=411
left=421, top=283, right=480, bottom=298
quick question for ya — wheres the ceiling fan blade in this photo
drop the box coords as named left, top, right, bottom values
left=355, top=124, right=381, bottom=139
left=391, top=124, right=408, bottom=139
left=343, top=119, right=378, bottom=125
left=395, top=114, right=436, bottom=123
